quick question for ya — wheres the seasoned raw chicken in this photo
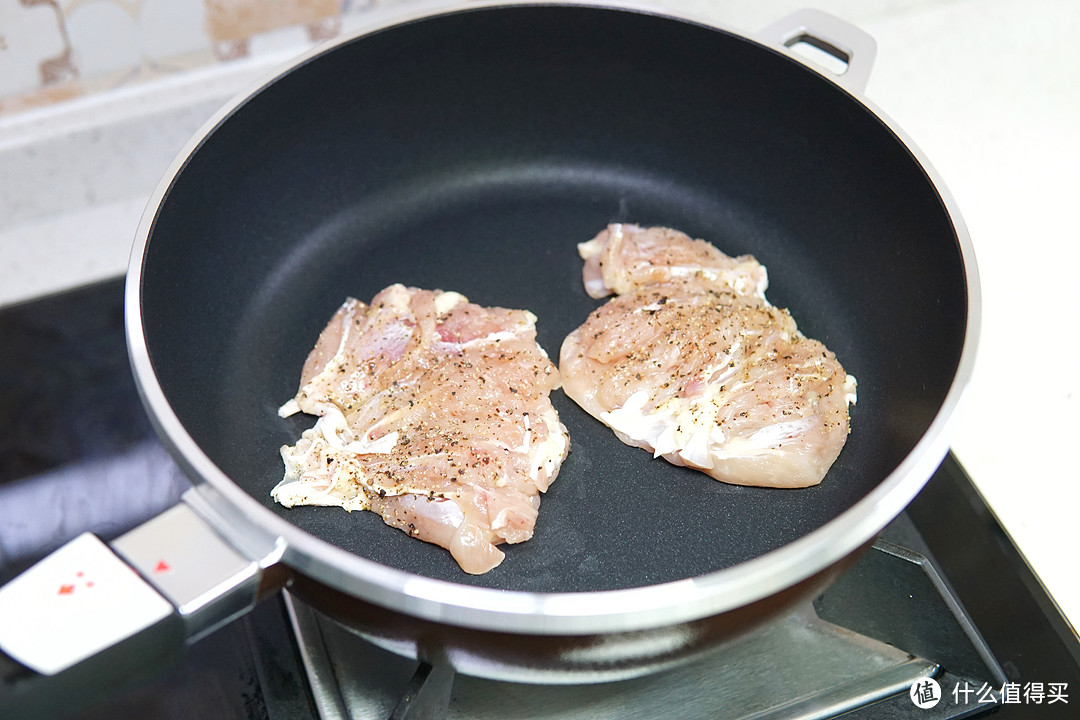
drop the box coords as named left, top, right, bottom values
left=561, top=224, right=856, bottom=488
left=578, top=223, right=768, bottom=301
left=273, top=284, right=569, bottom=574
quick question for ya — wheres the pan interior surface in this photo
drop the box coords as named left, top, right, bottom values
left=139, top=7, right=967, bottom=594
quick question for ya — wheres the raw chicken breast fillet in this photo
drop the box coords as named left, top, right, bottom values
left=561, top=224, right=856, bottom=488
left=273, top=284, right=569, bottom=574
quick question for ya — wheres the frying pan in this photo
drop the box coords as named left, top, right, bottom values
left=0, top=0, right=978, bottom=703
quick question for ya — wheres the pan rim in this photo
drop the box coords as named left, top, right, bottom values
left=125, top=0, right=981, bottom=636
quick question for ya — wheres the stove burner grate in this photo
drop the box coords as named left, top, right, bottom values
left=286, top=540, right=1003, bottom=719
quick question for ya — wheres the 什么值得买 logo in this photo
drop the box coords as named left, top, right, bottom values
left=910, top=678, right=941, bottom=709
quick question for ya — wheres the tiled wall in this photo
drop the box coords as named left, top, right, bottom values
left=0, top=0, right=414, bottom=115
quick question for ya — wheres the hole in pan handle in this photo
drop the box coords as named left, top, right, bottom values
left=0, top=502, right=280, bottom=715
left=756, top=8, right=878, bottom=95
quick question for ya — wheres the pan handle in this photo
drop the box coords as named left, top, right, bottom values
left=756, top=9, right=877, bottom=95
left=0, top=500, right=284, bottom=715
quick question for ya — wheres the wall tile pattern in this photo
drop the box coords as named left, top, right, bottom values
left=0, top=0, right=393, bottom=115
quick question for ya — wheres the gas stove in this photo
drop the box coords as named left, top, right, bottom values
left=1, top=278, right=1077, bottom=719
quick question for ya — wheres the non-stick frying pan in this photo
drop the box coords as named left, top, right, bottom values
left=0, top=1, right=978, bottom=704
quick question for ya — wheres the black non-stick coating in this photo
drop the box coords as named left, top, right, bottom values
left=139, top=7, right=967, bottom=594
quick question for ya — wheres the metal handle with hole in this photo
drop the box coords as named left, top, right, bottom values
left=757, top=9, right=878, bottom=95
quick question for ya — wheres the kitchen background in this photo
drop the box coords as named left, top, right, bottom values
left=1, top=0, right=1078, bottom=641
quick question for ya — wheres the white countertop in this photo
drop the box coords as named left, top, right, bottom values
left=2, top=0, right=1077, bottom=635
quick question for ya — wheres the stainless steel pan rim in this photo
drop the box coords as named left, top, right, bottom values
left=125, top=0, right=981, bottom=637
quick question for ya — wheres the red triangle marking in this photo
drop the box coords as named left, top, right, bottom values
left=154, top=560, right=172, bottom=574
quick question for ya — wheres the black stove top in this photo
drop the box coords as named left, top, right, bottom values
left=1, top=278, right=1077, bottom=719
